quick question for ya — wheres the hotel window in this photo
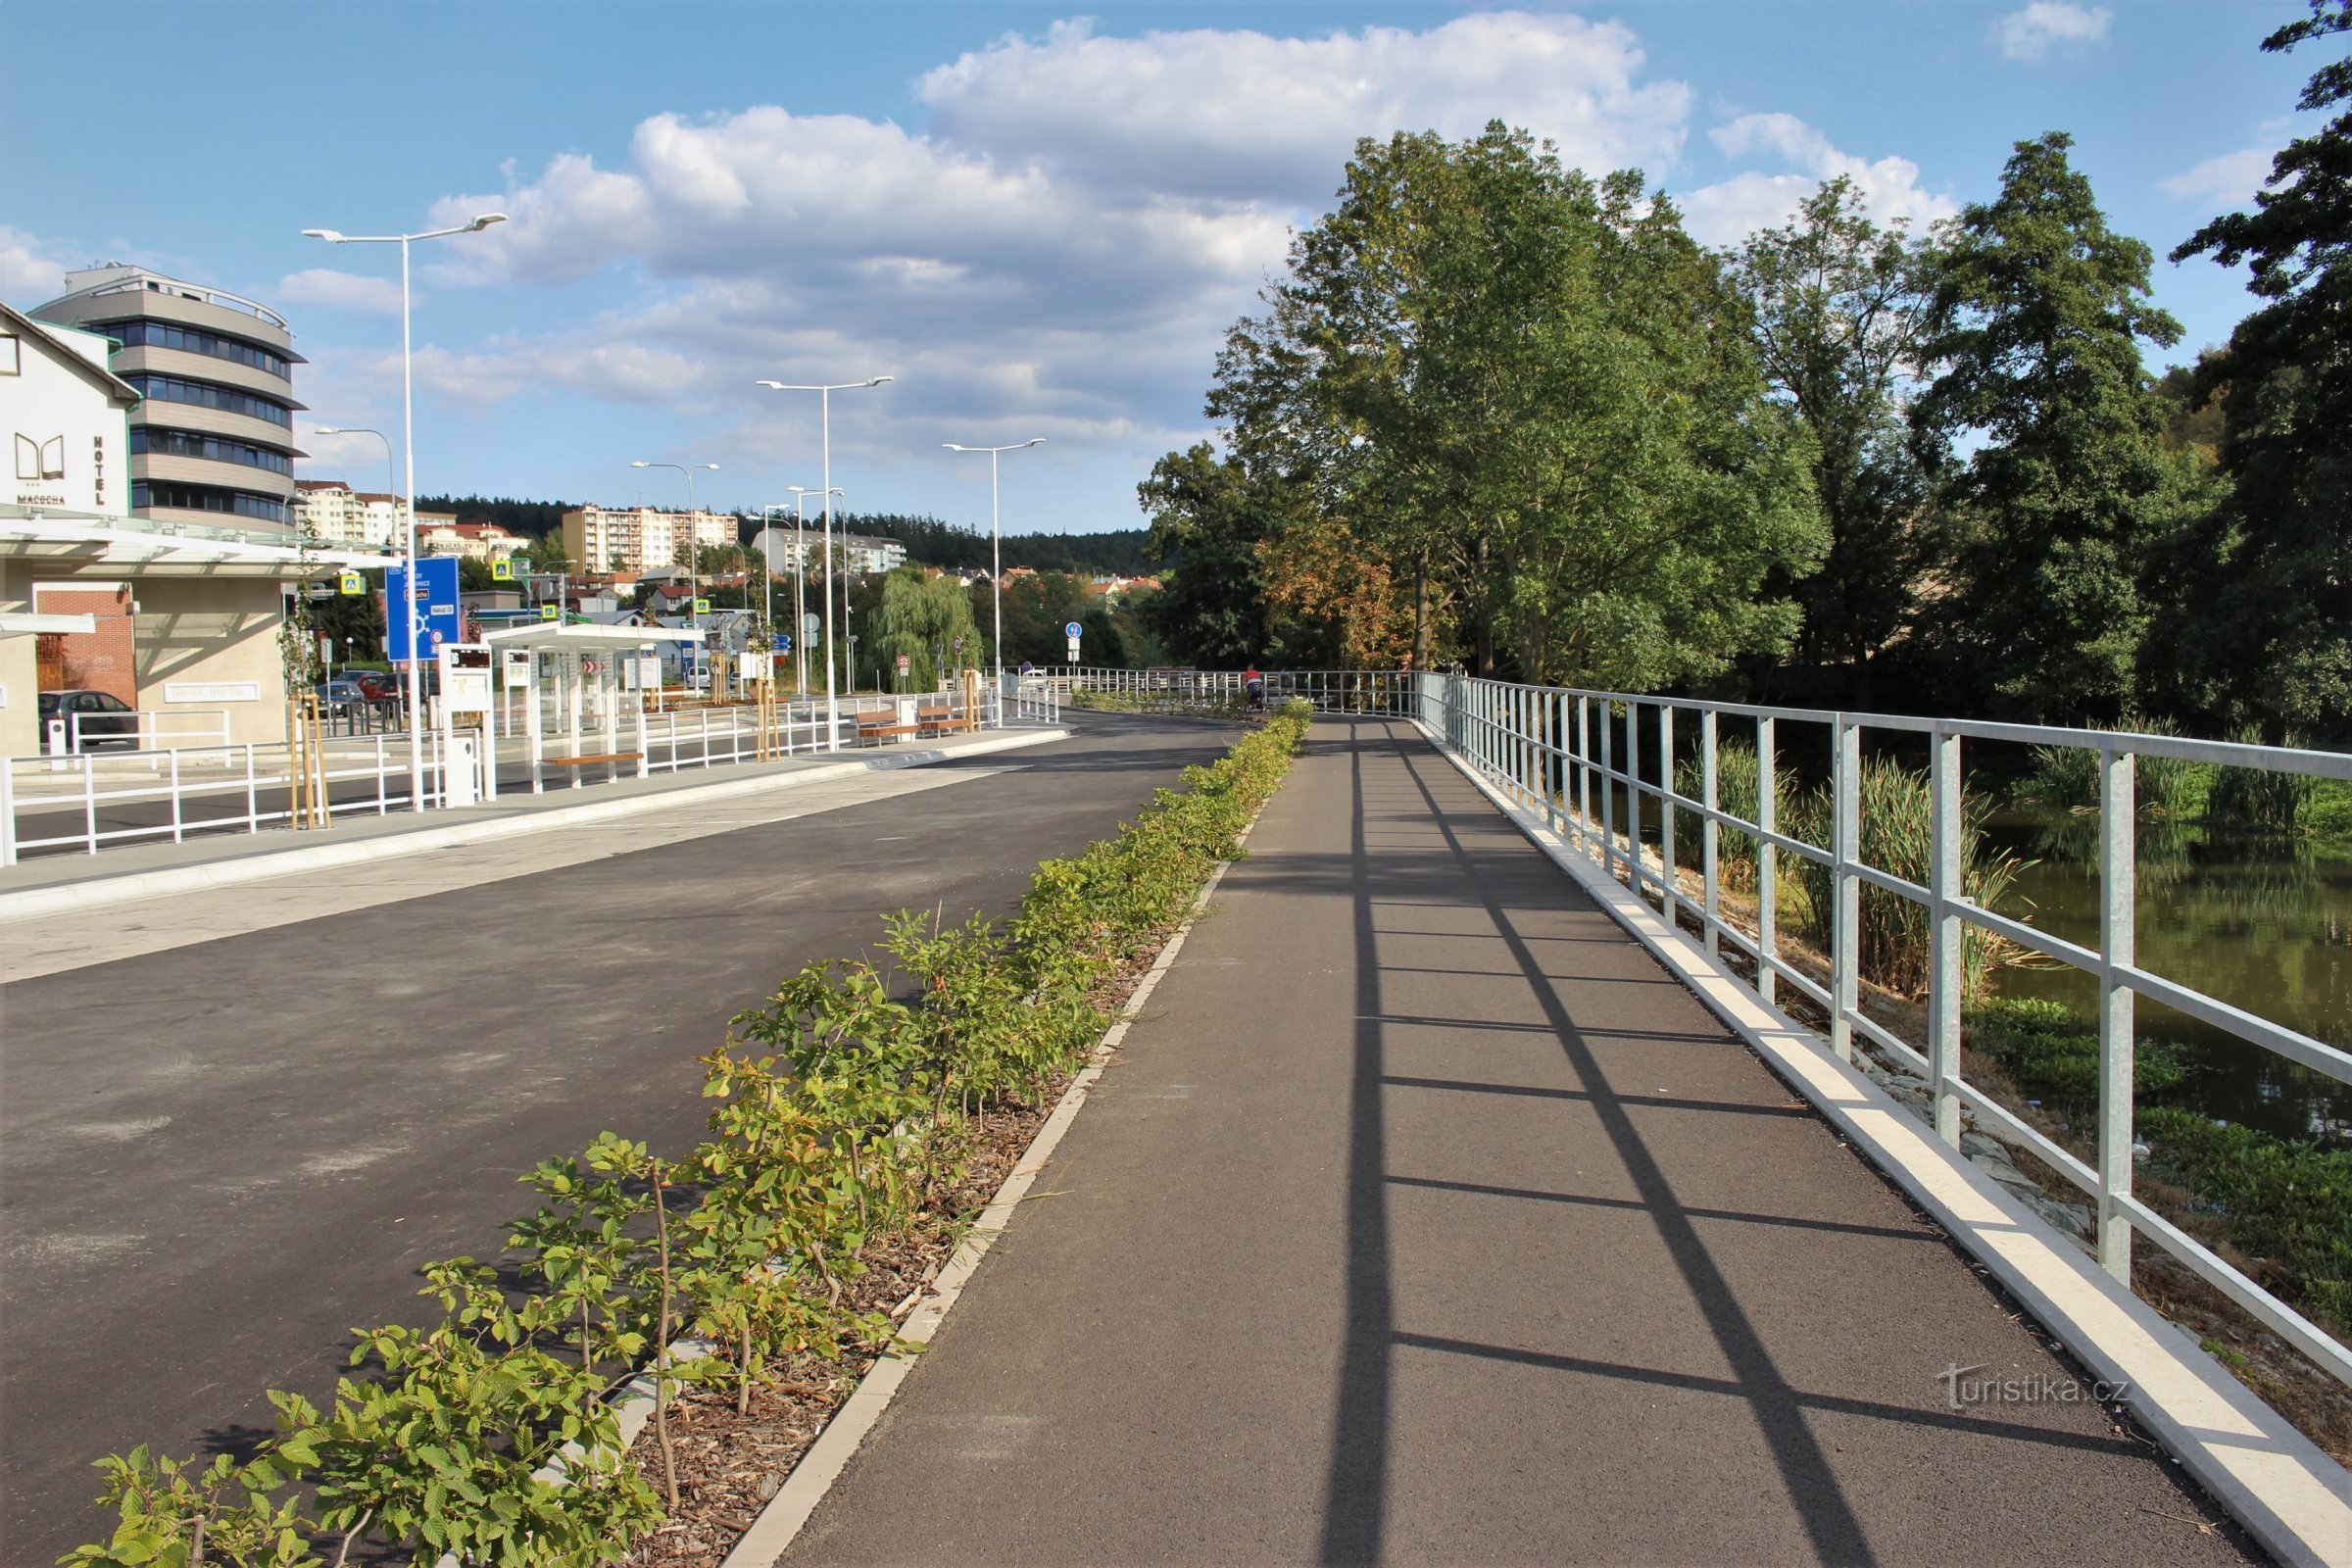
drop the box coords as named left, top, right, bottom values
left=0, top=333, right=19, bottom=374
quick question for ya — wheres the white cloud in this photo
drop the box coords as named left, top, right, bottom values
left=915, top=13, right=1690, bottom=201
left=384, top=10, right=1705, bottom=487
left=1991, top=3, right=2112, bottom=63
left=273, top=269, right=406, bottom=315
left=0, top=225, right=74, bottom=305
left=1683, top=113, right=1957, bottom=246
left=2158, top=147, right=2274, bottom=207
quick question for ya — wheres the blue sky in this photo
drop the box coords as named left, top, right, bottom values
left=0, top=2, right=2322, bottom=536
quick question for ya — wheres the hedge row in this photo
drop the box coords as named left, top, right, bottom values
left=66, top=701, right=1316, bottom=1568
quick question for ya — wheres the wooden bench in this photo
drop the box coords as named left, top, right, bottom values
left=542, top=751, right=643, bottom=786
left=854, top=715, right=921, bottom=745
left=914, top=707, right=976, bottom=736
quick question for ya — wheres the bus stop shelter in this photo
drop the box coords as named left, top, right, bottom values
left=483, top=620, right=702, bottom=790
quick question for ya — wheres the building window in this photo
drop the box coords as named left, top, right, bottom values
left=132, top=479, right=290, bottom=525
left=130, top=427, right=293, bottom=476
left=90, top=319, right=289, bottom=378
left=122, top=374, right=292, bottom=427
left=0, top=334, right=19, bottom=374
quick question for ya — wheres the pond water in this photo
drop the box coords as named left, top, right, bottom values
left=1983, top=815, right=2352, bottom=1146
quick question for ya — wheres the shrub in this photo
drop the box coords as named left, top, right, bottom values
left=2137, top=1106, right=2352, bottom=1332
left=2019, top=714, right=2203, bottom=820
left=2206, top=725, right=2320, bottom=835
left=65, top=706, right=1316, bottom=1565
left=1962, top=997, right=2186, bottom=1105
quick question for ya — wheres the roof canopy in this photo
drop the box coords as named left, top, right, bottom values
left=0, top=513, right=380, bottom=580
left=483, top=621, right=703, bottom=650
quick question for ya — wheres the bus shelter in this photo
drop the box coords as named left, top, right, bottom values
left=483, top=621, right=702, bottom=791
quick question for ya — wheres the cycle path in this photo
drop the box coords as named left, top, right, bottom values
left=779, top=715, right=2254, bottom=1566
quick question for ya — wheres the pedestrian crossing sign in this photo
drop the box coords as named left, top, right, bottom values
left=338, top=569, right=365, bottom=596
left=491, top=559, right=515, bottom=582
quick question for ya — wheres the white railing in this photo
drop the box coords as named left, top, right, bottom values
left=1068, top=666, right=1414, bottom=715
left=55, top=707, right=233, bottom=753
left=4, top=689, right=1008, bottom=862
left=1008, top=675, right=1060, bottom=724
left=1414, top=668, right=2352, bottom=1389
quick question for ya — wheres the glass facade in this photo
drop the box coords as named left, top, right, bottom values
left=130, top=427, right=292, bottom=476
left=132, top=480, right=291, bottom=525
left=93, top=318, right=292, bottom=378
left=124, top=373, right=292, bottom=426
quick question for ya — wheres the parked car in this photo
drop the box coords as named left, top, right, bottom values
left=36, top=689, right=140, bottom=750
left=346, top=670, right=402, bottom=702
left=318, top=677, right=368, bottom=715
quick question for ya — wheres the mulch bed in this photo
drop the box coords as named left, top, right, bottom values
left=616, top=934, right=1175, bottom=1566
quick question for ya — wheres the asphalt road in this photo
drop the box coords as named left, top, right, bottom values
left=0, top=713, right=1228, bottom=1564
left=784, top=717, right=2252, bottom=1567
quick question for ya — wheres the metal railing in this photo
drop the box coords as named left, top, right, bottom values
left=1068, top=666, right=1414, bottom=715
left=1008, top=676, right=1061, bottom=724
left=4, top=688, right=1011, bottom=862
left=54, top=708, right=233, bottom=753
left=1414, top=668, right=2352, bottom=1387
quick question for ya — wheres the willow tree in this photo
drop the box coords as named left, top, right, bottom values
left=1208, top=122, right=1823, bottom=686
left=867, top=565, right=982, bottom=690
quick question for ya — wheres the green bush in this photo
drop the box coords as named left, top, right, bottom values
left=2206, top=725, right=2320, bottom=835
left=2137, top=1106, right=2352, bottom=1332
left=66, top=707, right=1315, bottom=1566
left=1962, top=996, right=2187, bottom=1105
left=2018, top=715, right=2203, bottom=820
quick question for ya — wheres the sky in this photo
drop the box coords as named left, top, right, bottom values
left=0, top=1, right=2326, bottom=537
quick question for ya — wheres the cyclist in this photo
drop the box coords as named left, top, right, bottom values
left=1244, top=663, right=1266, bottom=711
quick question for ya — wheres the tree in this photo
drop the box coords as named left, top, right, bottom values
left=1135, top=443, right=1285, bottom=666
left=1728, top=177, right=1940, bottom=708
left=866, top=566, right=982, bottom=689
left=2162, top=1, right=2352, bottom=735
left=1910, top=132, right=2185, bottom=722
left=1209, top=124, right=1823, bottom=686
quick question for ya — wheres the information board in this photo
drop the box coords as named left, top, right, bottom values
left=386, top=558, right=462, bottom=662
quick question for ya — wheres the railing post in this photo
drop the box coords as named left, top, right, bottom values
left=245, top=743, right=259, bottom=833
left=1625, top=703, right=1644, bottom=900
left=170, top=750, right=184, bottom=844
left=1598, top=700, right=1617, bottom=880
left=2097, top=745, right=2137, bottom=1282
left=1576, top=696, right=1591, bottom=848
left=1757, top=715, right=1778, bottom=1006
left=1657, top=705, right=1677, bottom=932
left=1701, top=710, right=1720, bottom=956
left=83, top=754, right=98, bottom=855
left=1929, top=726, right=1964, bottom=1147
left=1830, top=715, right=1860, bottom=1061
left=0, top=755, right=16, bottom=866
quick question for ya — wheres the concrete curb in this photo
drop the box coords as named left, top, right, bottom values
left=1415, top=719, right=2352, bottom=1568
left=0, top=728, right=1070, bottom=922
left=716, top=808, right=1267, bottom=1568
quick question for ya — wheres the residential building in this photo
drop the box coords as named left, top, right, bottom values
left=419, top=517, right=526, bottom=564
left=1, top=305, right=369, bottom=752
left=30, top=264, right=304, bottom=538
left=294, top=480, right=405, bottom=551
left=560, top=505, right=733, bottom=574
left=750, top=527, right=906, bottom=576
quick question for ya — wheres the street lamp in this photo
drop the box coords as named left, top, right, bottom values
left=754, top=376, right=894, bottom=750
left=782, top=485, right=842, bottom=695
left=631, top=460, right=718, bottom=670
left=943, top=438, right=1045, bottom=686
left=302, top=211, right=506, bottom=811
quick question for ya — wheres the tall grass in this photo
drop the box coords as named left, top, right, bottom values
left=1785, top=757, right=2028, bottom=999
left=1674, top=741, right=2024, bottom=998
left=2019, top=714, right=2202, bottom=819
left=2207, top=724, right=2320, bottom=834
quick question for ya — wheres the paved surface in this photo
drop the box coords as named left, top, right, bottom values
left=0, top=713, right=1226, bottom=1565
left=784, top=717, right=2253, bottom=1567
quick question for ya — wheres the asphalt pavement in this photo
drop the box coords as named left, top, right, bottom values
left=0, top=712, right=1228, bottom=1565
left=779, top=717, right=2254, bottom=1567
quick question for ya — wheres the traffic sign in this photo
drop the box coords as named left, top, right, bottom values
left=337, top=569, right=366, bottom=596
left=385, top=558, right=461, bottom=662
left=540, top=605, right=561, bottom=621
left=1064, top=620, right=1083, bottom=638
left=804, top=612, right=820, bottom=634
left=693, top=597, right=711, bottom=614
left=895, top=654, right=911, bottom=673
left=776, top=634, right=792, bottom=654
left=491, top=558, right=515, bottom=582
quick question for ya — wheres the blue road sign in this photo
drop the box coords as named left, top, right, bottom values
left=1064, top=620, right=1083, bottom=638
left=776, top=634, right=793, bottom=654
left=386, top=557, right=461, bottom=662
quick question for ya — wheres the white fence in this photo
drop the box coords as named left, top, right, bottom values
left=1417, top=668, right=2352, bottom=1390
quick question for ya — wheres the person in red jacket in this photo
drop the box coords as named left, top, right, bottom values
left=1243, top=663, right=1265, bottom=711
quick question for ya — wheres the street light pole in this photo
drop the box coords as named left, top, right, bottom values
left=314, top=425, right=396, bottom=549
left=943, top=438, right=1045, bottom=687
left=784, top=485, right=841, bottom=696
left=756, top=377, right=894, bottom=749
left=303, top=212, right=506, bottom=811
left=631, top=460, right=718, bottom=676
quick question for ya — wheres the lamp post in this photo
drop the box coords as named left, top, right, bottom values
left=302, top=211, right=506, bottom=811
left=631, top=460, right=718, bottom=681
left=943, top=438, right=1045, bottom=687
left=755, top=377, right=894, bottom=750
left=783, top=485, right=842, bottom=695
left=313, top=426, right=395, bottom=549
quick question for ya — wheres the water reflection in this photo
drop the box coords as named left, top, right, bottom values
left=1985, top=813, right=2352, bottom=1145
